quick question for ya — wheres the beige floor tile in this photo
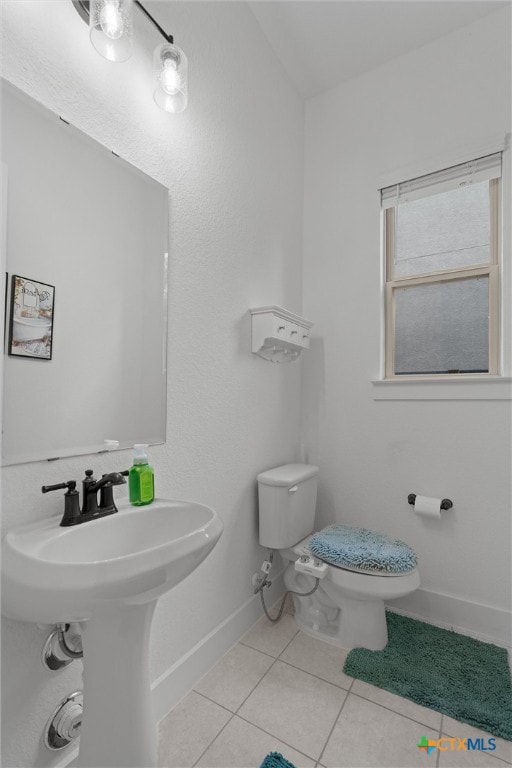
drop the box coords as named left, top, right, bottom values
left=157, top=691, right=231, bottom=768
left=241, top=612, right=299, bottom=658
left=351, top=679, right=442, bottom=730
left=321, top=693, right=439, bottom=767
left=443, top=717, right=512, bottom=764
left=280, top=631, right=353, bottom=690
left=238, top=660, right=347, bottom=760
left=194, top=643, right=274, bottom=712
left=196, top=715, right=315, bottom=768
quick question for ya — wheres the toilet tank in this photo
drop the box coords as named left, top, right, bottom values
left=257, top=464, right=319, bottom=549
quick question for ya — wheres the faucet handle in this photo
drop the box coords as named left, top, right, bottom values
left=42, top=480, right=77, bottom=494
left=41, top=481, right=81, bottom=526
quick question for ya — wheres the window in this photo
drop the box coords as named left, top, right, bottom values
left=382, top=154, right=501, bottom=378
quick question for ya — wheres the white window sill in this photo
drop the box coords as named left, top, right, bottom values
left=372, top=376, right=512, bottom=400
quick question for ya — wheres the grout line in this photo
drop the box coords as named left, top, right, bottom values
left=277, top=627, right=301, bottom=657
left=238, top=625, right=300, bottom=662
left=190, top=710, right=235, bottom=768
left=238, top=638, right=288, bottom=660
left=192, top=689, right=238, bottom=716
left=486, top=756, right=512, bottom=766
left=239, top=630, right=355, bottom=696
left=234, top=655, right=280, bottom=715
left=316, top=684, right=351, bottom=766
left=349, top=690, right=442, bottom=731
left=238, top=613, right=299, bottom=659
left=436, top=714, right=443, bottom=768
left=235, top=711, right=319, bottom=764
left=276, top=656, right=354, bottom=693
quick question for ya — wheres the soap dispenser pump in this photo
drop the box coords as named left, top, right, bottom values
left=129, top=444, right=155, bottom=506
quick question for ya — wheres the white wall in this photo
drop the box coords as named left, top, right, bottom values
left=0, top=2, right=304, bottom=766
left=302, top=8, right=512, bottom=643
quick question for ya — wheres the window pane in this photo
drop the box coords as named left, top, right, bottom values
left=394, top=276, right=489, bottom=375
left=394, top=182, right=490, bottom=278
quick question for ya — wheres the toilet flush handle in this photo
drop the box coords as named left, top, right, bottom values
left=288, top=485, right=298, bottom=493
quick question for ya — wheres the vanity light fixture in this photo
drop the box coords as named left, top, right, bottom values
left=72, top=0, right=188, bottom=113
left=89, top=0, right=133, bottom=62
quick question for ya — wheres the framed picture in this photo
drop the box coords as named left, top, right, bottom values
left=8, top=274, right=55, bottom=359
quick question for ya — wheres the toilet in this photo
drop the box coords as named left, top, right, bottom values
left=257, top=463, right=420, bottom=650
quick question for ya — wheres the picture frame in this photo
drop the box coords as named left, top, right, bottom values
left=8, top=274, right=55, bottom=360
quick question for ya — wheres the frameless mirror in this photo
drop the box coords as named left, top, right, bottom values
left=1, top=80, right=168, bottom=465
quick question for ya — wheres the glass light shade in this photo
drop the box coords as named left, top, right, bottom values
left=89, top=0, right=133, bottom=62
left=153, top=43, right=188, bottom=113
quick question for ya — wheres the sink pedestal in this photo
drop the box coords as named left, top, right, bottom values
left=77, top=601, right=157, bottom=768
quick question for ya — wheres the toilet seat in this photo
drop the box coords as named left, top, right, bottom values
left=291, top=535, right=416, bottom=578
left=309, top=524, right=417, bottom=576
left=285, top=535, right=421, bottom=602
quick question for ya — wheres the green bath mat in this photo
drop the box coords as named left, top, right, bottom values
left=260, top=753, right=297, bottom=768
left=343, top=611, right=512, bottom=741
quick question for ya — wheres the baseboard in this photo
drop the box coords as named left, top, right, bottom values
left=151, top=571, right=286, bottom=724
left=387, top=587, right=512, bottom=649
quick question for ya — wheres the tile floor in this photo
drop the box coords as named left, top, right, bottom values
left=158, top=610, right=512, bottom=768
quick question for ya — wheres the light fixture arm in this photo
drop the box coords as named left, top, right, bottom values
left=72, top=0, right=174, bottom=44
left=134, top=1, right=173, bottom=44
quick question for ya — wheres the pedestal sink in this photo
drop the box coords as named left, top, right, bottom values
left=1, top=498, right=223, bottom=767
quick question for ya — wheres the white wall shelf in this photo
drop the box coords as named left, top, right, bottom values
left=250, top=306, right=314, bottom=362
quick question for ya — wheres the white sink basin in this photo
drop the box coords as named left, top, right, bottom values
left=2, top=498, right=223, bottom=624
left=1, top=498, right=223, bottom=767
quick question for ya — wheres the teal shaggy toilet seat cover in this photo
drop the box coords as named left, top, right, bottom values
left=309, top=524, right=417, bottom=574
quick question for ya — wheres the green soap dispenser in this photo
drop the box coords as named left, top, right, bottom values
left=129, top=444, right=155, bottom=506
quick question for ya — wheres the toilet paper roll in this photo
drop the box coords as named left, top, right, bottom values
left=414, top=495, right=442, bottom=518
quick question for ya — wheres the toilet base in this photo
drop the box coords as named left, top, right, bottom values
left=291, top=591, right=388, bottom=651
left=284, top=562, right=389, bottom=651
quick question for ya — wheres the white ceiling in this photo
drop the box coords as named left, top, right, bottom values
left=248, top=1, right=509, bottom=98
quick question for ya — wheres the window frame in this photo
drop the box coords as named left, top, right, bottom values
left=384, top=177, right=500, bottom=379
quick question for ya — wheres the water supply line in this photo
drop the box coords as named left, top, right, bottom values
left=254, top=550, right=319, bottom=623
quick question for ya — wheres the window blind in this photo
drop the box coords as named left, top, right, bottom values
left=381, top=152, right=502, bottom=209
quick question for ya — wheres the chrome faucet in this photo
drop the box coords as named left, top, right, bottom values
left=42, top=470, right=128, bottom=526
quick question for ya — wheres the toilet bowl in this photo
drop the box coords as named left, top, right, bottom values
left=257, top=463, right=420, bottom=651
left=281, top=536, right=420, bottom=650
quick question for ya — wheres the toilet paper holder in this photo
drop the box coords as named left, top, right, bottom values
left=408, top=494, right=453, bottom=510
